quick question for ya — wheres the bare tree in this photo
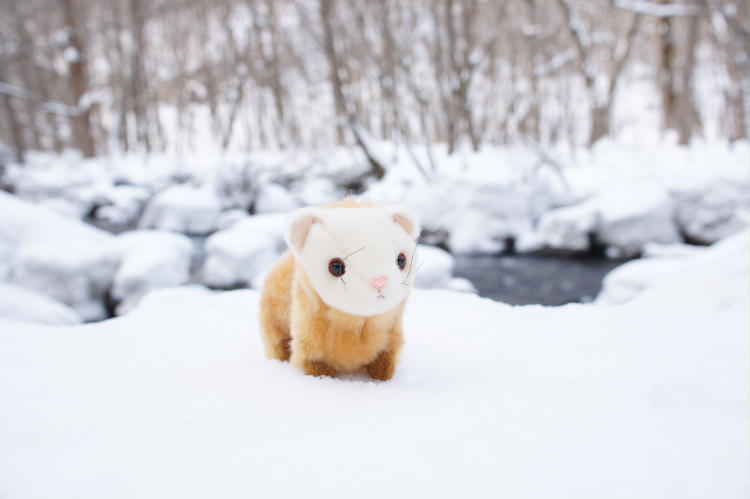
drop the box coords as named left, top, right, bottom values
left=555, top=0, right=641, bottom=146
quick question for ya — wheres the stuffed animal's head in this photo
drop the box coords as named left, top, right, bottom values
left=285, top=203, right=419, bottom=317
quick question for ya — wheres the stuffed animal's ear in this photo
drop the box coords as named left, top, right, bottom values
left=389, top=205, right=420, bottom=239
left=285, top=208, right=321, bottom=252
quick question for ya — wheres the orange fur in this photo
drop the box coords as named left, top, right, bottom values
left=259, top=200, right=407, bottom=380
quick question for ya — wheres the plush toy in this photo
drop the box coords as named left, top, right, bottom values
left=260, top=199, right=419, bottom=380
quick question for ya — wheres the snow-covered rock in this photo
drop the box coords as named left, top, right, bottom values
left=413, top=245, right=454, bottom=289
left=672, top=178, right=750, bottom=244
left=597, top=184, right=680, bottom=256
left=139, top=184, right=222, bottom=235
left=0, top=283, right=82, bottom=325
left=528, top=183, right=681, bottom=257
left=254, top=183, right=299, bottom=214
left=93, top=185, right=151, bottom=229
left=409, top=179, right=562, bottom=255
left=0, top=229, right=746, bottom=498
left=201, top=214, right=287, bottom=288
left=292, top=177, right=341, bottom=206
left=0, top=191, right=117, bottom=321
left=109, top=230, right=193, bottom=315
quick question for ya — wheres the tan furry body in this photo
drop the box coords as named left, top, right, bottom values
left=260, top=252, right=405, bottom=380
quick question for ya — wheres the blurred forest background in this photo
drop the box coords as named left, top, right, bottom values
left=0, top=0, right=747, bottom=165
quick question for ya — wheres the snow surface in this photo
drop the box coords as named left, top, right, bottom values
left=0, top=193, right=198, bottom=319
left=0, top=283, right=81, bottom=325
left=201, top=214, right=287, bottom=289
left=139, top=184, right=222, bottom=236
left=109, top=230, right=193, bottom=315
left=1, top=232, right=747, bottom=498
left=0, top=190, right=117, bottom=321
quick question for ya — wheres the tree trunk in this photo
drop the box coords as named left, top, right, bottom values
left=0, top=64, right=25, bottom=163
left=677, top=13, right=701, bottom=145
left=128, top=0, right=150, bottom=152
left=60, top=0, right=96, bottom=157
left=320, top=0, right=348, bottom=145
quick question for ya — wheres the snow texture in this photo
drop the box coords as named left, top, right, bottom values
left=202, top=214, right=287, bottom=289
left=109, top=230, right=193, bottom=315
left=0, top=190, right=116, bottom=321
left=526, top=183, right=681, bottom=256
left=0, top=283, right=81, bottom=325
left=0, top=232, right=746, bottom=498
left=139, top=184, right=222, bottom=235
left=4, top=141, right=748, bottom=257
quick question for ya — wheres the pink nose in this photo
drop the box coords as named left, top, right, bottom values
left=371, top=276, right=389, bottom=290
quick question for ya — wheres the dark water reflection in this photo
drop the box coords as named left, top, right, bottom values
left=454, top=254, right=631, bottom=306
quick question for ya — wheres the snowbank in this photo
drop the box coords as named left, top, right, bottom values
left=596, top=234, right=746, bottom=305
left=139, top=184, right=222, bottom=235
left=201, top=214, right=287, bottom=288
left=1, top=232, right=746, bottom=498
left=414, top=245, right=477, bottom=293
left=92, top=184, right=151, bottom=230
left=109, top=230, right=194, bottom=315
left=0, top=283, right=81, bottom=325
left=0, top=190, right=117, bottom=321
left=5, top=141, right=748, bottom=257
left=0, top=192, right=196, bottom=319
left=525, top=183, right=681, bottom=256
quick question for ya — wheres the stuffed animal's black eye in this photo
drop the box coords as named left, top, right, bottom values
left=328, top=258, right=346, bottom=277
left=397, top=252, right=407, bottom=270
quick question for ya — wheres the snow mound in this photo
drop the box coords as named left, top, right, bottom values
left=0, top=191, right=116, bottom=321
left=409, top=244, right=477, bottom=293
left=0, top=283, right=82, bottom=325
left=92, top=185, right=151, bottom=230
left=672, top=178, right=750, bottom=244
left=1, top=192, right=198, bottom=320
left=597, top=233, right=746, bottom=305
left=202, top=214, right=287, bottom=288
left=109, top=230, right=194, bottom=315
left=139, top=184, right=221, bottom=235
left=529, top=183, right=680, bottom=256
left=410, top=180, right=560, bottom=254
left=254, top=183, right=299, bottom=214
left=0, top=231, right=746, bottom=498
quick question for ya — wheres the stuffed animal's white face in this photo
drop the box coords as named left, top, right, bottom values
left=285, top=204, right=419, bottom=317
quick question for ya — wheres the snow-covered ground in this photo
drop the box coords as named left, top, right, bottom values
left=1, top=231, right=747, bottom=498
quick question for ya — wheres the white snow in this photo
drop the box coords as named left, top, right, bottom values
left=672, top=177, right=750, bottom=244
left=109, top=230, right=194, bottom=315
left=93, top=185, right=151, bottom=229
left=0, top=190, right=117, bottom=321
left=5, top=141, right=748, bottom=257
left=254, top=183, right=300, bottom=214
left=0, top=283, right=81, bottom=325
left=201, top=214, right=287, bottom=289
left=0, top=192, right=197, bottom=319
left=528, top=183, right=681, bottom=256
left=139, top=184, right=222, bottom=235
left=0, top=231, right=746, bottom=498
left=597, top=233, right=745, bottom=305
left=413, top=244, right=476, bottom=293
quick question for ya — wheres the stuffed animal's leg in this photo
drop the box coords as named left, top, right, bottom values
left=260, top=314, right=292, bottom=361
left=366, top=323, right=404, bottom=381
left=302, top=358, right=338, bottom=378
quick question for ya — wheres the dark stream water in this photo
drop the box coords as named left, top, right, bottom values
left=454, top=254, right=631, bottom=306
